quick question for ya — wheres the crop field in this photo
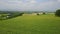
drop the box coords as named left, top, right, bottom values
left=0, top=14, right=60, bottom=34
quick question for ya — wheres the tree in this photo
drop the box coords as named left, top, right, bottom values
left=43, top=12, right=46, bottom=15
left=19, top=13, right=24, bottom=16
left=37, top=13, right=39, bottom=15
left=55, top=9, right=60, bottom=17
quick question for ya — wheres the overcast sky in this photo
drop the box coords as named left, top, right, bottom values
left=0, top=0, right=60, bottom=11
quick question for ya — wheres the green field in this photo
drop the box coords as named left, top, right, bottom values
left=0, top=14, right=60, bottom=34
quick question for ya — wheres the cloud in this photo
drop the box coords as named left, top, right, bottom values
left=0, top=0, right=60, bottom=11
left=30, top=0, right=36, bottom=4
left=57, top=0, right=60, bottom=2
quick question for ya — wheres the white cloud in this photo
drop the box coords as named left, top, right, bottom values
left=0, top=0, right=60, bottom=11
left=57, top=0, right=60, bottom=2
left=30, top=0, right=36, bottom=4
left=25, top=0, right=36, bottom=3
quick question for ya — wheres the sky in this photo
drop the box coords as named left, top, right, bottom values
left=0, top=0, right=60, bottom=11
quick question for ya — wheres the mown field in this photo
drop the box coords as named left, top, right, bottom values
left=0, top=14, right=60, bottom=34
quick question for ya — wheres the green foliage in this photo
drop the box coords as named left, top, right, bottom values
left=37, top=13, right=39, bottom=15
left=0, top=12, right=24, bottom=20
left=43, top=12, right=46, bottom=15
left=0, top=14, right=8, bottom=20
left=55, top=9, right=60, bottom=17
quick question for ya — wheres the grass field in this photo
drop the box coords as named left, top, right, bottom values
left=0, top=14, right=60, bottom=34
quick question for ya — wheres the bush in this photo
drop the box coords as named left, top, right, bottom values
left=0, top=14, right=8, bottom=20
left=43, top=12, right=46, bottom=15
left=55, top=9, right=60, bottom=17
left=19, top=13, right=24, bottom=16
left=37, top=13, right=39, bottom=15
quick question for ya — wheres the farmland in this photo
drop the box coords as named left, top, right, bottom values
left=0, top=14, right=60, bottom=34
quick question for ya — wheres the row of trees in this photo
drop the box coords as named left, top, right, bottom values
left=37, top=12, right=46, bottom=15
left=36, top=9, right=60, bottom=17
left=0, top=12, right=24, bottom=20
left=0, top=9, right=60, bottom=20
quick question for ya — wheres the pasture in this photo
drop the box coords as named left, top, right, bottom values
left=0, top=14, right=60, bottom=34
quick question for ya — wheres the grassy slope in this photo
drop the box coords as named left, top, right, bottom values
left=0, top=14, right=60, bottom=34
